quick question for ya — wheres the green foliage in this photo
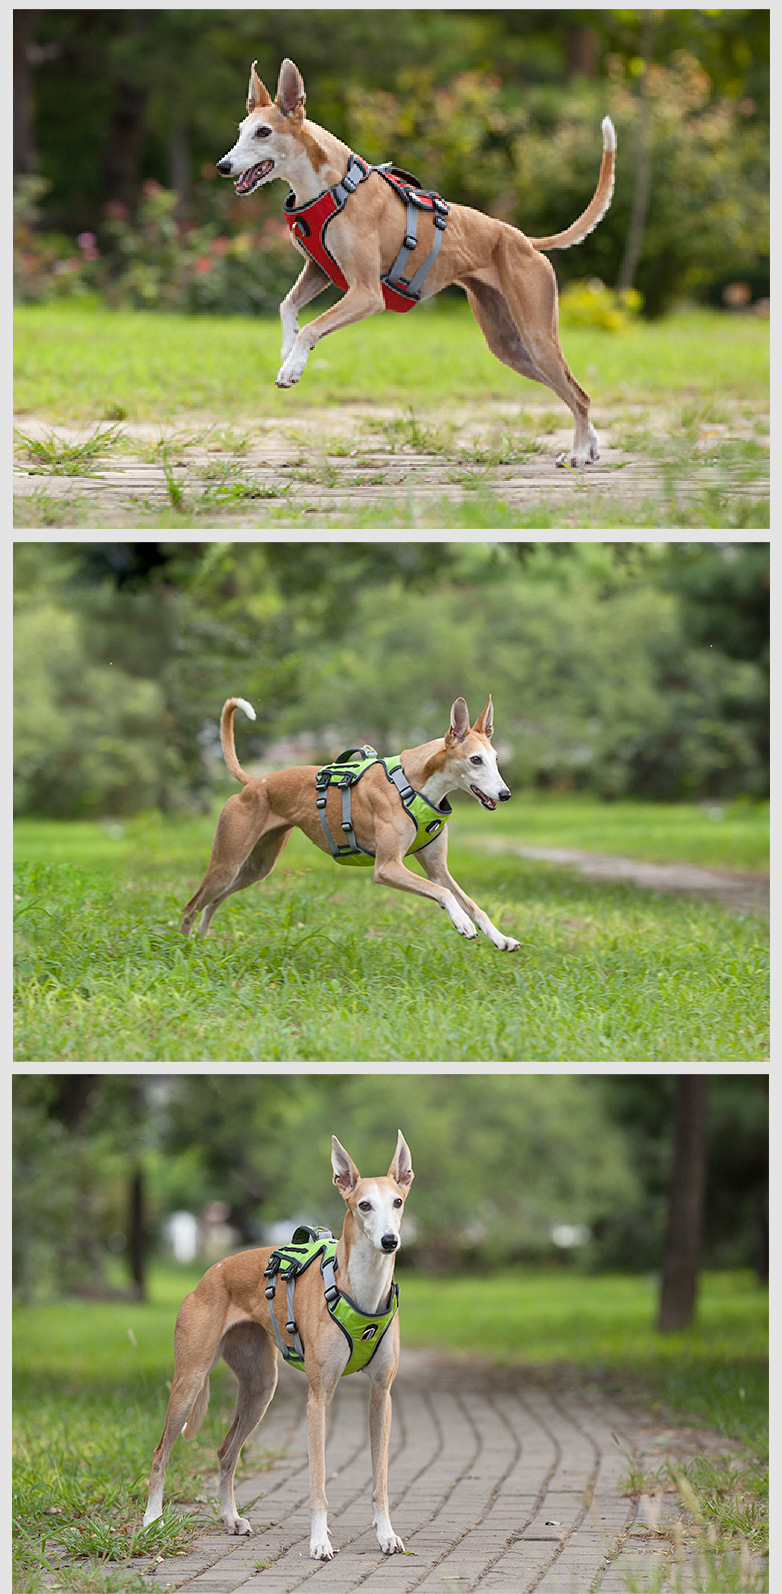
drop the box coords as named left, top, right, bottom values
left=12, top=542, right=770, bottom=820
left=16, top=12, right=769, bottom=316
left=560, top=277, right=642, bottom=331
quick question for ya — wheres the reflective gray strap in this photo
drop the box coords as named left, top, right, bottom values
left=341, top=785, right=360, bottom=851
left=385, top=198, right=419, bottom=287
left=267, top=1286, right=293, bottom=1359
left=388, top=764, right=415, bottom=804
left=406, top=213, right=446, bottom=295
left=317, top=799, right=340, bottom=857
left=331, top=155, right=371, bottom=208
left=286, top=1278, right=306, bottom=1364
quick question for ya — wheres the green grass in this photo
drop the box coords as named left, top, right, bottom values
left=13, top=802, right=769, bottom=1062
left=13, top=302, right=768, bottom=421
left=13, top=302, right=768, bottom=528
left=13, top=1265, right=767, bottom=1592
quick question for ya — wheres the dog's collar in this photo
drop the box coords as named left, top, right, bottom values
left=284, top=153, right=449, bottom=312
left=263, top=1227, right=399, bottom=1376
left=314, top=748, right=451, bottom=865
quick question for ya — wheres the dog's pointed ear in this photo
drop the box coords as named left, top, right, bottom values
left=332, top=1136, right=360, bottom=1197
left=276, top=58, right=306, bottom=117
left=473, top=696, right=494, bottom=739
left=247, top=61, right=272, bottom=114
left=388, top=1130, right=414, bottom=1190
left=447, top=697, right=470, bottom=745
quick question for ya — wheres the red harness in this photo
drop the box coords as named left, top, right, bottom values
left=283, top=154, right=450, bottom=313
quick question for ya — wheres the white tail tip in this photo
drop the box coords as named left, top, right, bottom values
left=602, top=116, right=616, bottom=152
left=234, top=697, right=256, bottom=721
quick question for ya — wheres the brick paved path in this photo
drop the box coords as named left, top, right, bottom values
left=147, top=1352, right=698, bottom=1593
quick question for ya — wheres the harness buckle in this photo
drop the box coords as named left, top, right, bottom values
left=324, top=1285, right=340, bottom=1303
left=403, top=232, right=417, bottom=252
left=341, top=821, right=354, bottom=833
left=264, top=1283, right=276, bottom=1299
left=286, top=1319, right=298, bottom=1336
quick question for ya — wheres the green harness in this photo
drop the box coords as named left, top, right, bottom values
left=314, top=746, right=451, bottom=866
left=263, top=1226, right=400, bottom=1376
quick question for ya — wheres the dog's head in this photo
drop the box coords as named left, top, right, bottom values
left=216, top=59, right=307, bottom=195
left=444, top=697, right=512, bottom=810
left=332, top=1132, right=414, bottom=1255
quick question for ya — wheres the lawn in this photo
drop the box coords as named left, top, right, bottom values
left=13, top=301, right=768, bottom=421
left=13, top=800, right=769, bottom=1063
left=12, top=1265, right=768, bottom=1591
left=13, top=302, right=769, bottom=529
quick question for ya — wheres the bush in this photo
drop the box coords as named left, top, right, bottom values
left=14, top=176, right=299, bottom=316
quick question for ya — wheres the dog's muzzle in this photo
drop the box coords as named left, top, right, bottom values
left=471, top=785, right=511, bottom=810
left=216, top=157, right=274, bottom=195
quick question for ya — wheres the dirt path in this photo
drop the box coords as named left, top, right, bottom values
left=12, top=403, right=769, bottom=527
left=472, top=840, right=769, bottom=916
left=142, top=1351, right=733, bottom=1593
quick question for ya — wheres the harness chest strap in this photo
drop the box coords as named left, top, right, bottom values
left=263, top=1229, right=399, bottom=1376
left=284, top=153, right=450, bottom=313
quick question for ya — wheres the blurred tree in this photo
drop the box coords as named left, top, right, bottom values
left=15, top=10, right=768, bottom=309
left=657, top=1075, right=709, bottom=1331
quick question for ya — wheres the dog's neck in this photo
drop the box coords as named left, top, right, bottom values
left=337, top=1208, right=398, bottom=1315
left=400, top=737, right=473, bottom=810
left=281, top=118, right=352, bottom=205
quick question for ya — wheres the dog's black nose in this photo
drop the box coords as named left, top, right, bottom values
left=381, top=1234, right=399, bottom=1252
left=215, top=158, right=232, bottom=176
left=499, top=787, right=511, bottom=802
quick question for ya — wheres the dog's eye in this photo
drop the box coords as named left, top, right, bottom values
left=393, top=1198, right=403, bottom=1208
left=358, top=1200, right=372, bottom=1212
left=255, top=126, right=272, bottom=138
left=470, top=755, right=483, bottom=765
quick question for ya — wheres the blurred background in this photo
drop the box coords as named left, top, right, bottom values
left=12, top=1073, right=768, bottom=1318
left=14, top=8, right=769, bottom=320
left=13, top=541, right=769, bottom=821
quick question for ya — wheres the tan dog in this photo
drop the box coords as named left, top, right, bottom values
left=216, top=58, right=616, bottom=466
left=143, top=1133, right=414, bottom=1560
left=180, top=694, right=520, bottom=951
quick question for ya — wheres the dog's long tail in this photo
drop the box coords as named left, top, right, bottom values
left=221, top=697, right=256, bottom=785
left=527, top=117, right=616, bottom=251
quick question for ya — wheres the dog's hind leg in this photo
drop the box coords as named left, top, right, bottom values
left=469, top=241, right=598, bottom=466
left=192, top=828, right=292, bottom=936
left=217, top=1323, right=278, bottom=1535
left=144, top=1296, right=224, bottom=1526
left=180, top=790, right=290, bottom=936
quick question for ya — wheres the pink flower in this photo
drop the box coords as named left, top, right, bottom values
left=194, top=256, right=213, bottom=274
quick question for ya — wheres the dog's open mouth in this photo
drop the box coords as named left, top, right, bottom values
left=471, top=785, right=497, bottom=810
left=234, top=160, right=274, bottom=195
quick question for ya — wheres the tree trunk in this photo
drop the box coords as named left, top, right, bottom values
left=14, top=11, right=37, bottom=176
left=657, top=1075, right=709, bottom=1331
left=128, top=1166, right=146, bottom=1301
left=617, top=11, right=655, bottom=295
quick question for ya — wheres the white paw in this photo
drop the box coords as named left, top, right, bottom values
left=446, top=900, right=478, bottom=939
left=557, top=425, right=599, bottom=469
left=310, top=1537, right=334, bottom=1561
left=142, top=1506, right=162, bottom=1529
left=276, top=348, right=308, bottom=388
left=226, top=1515, right=252, bottom=1535
left=499, top=935, right=521, bottom=952
left=378, top=1531, right=405, bottom=1555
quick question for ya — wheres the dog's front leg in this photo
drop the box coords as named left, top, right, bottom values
left=277, top=283, right=385, bottom=388
left=368, top=1379, right=404, bottom=1554
left=279, top=258, right=330, bottom=368
left=419, top=836, right=520, bottom=952
left=306, top=1375, right=340, bottom=1559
